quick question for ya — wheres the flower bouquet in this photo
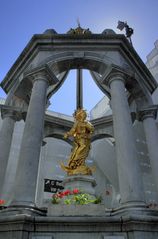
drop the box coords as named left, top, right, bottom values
left=52, top=188, right=101, bottom=205
left=0, top=199, right=5, bottom=210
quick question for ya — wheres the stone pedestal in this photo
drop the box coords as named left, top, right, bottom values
left=47, top=174, right=105, bottom=217
left=47, top=204, right=105, bottom=216
left=63, top=175, right=96, bottom=196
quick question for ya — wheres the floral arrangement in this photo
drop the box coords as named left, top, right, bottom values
left=0, top=200, right=5, bottom=205
left=52, top=188, right=101, bottom=205
left=0, top=199, right=5, bottom=209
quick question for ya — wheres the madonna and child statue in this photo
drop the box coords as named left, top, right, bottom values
left=49, top=109, right=103, bottom=215
left=61, top=108, right=94, bottom=176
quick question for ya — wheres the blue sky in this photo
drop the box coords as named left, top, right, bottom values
left=0, top=0, right=158, bottom=115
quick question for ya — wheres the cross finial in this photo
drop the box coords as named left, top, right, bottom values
left=77, top=18, right=81, bottom=27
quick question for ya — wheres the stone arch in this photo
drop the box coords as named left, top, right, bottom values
left=26, top=50, right=153, bottom=106
left=44, top=133, right=72, bottom=146
left=91, top=133, right=114, bottom=143
left=12, top=49, right=155, bottom=110
left=42, top=51, right=111, bottom=99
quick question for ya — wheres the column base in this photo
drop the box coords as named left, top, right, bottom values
left=0, top=204, right=46, bottom=216
left=120, top=200, right=146, bottom=208
left=110, top=200, right=148, bottom=216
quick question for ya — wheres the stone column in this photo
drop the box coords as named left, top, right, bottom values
left=11, top=72, right=49, bottom=207
left=108, top=74, right=144, bottom=205
left=139, top=106, right=158, bottom=193
left=0, top=109, right=16, bottom=196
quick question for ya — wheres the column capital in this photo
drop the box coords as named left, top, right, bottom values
left=106, top=72, right=126, bottom=87
left=137, top=105, right=158, bottom=121
left=101, top=65, right=131, bottom=88
left=0, top=105, right=22, bottom=121
left=24, top=65, right=59, bottom=86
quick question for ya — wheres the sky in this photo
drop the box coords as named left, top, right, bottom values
left=0, top=0, right=158, bottom=116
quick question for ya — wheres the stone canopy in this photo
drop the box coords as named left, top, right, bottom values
left=1, top=28, right=157, bottom=108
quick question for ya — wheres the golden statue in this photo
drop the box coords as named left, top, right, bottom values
left=61, top=109, right=94, bottom=176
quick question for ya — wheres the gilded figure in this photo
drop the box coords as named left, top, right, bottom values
left=61, top=108, right=94, bottom=175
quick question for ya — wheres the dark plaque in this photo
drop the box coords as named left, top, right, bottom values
left=44, top=179, right=64, bottom=193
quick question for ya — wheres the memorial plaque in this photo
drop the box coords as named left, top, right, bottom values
left=44, top=179, right=64, bottom=193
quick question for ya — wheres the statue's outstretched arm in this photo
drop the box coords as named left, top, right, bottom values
left=64, top=122, right=78, bottom=139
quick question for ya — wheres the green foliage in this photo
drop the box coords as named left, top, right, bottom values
left=51, top=189, right=102, bottom=205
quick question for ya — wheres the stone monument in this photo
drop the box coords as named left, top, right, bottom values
left=0, top=24, right=158, bottom=238
left=48, top=108, right=105, bottom=216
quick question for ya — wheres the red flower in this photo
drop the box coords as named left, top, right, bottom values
left=73, top=188, right=79, bottom=194
left=58, top=192, right=64, bottom=198
left=63, top=189, right=71, bottom=196
left=52, top=194, right=56, bottom=198
left=0, top=199, right=5, bottom=205
left=52, top=189, right=80, bottom=202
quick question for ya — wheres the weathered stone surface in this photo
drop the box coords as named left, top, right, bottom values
left=47, top=204, right=106, bottom=216
left=0, top=210, right=158, bottom=239
left=63, top=175, right=97, bottom=196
